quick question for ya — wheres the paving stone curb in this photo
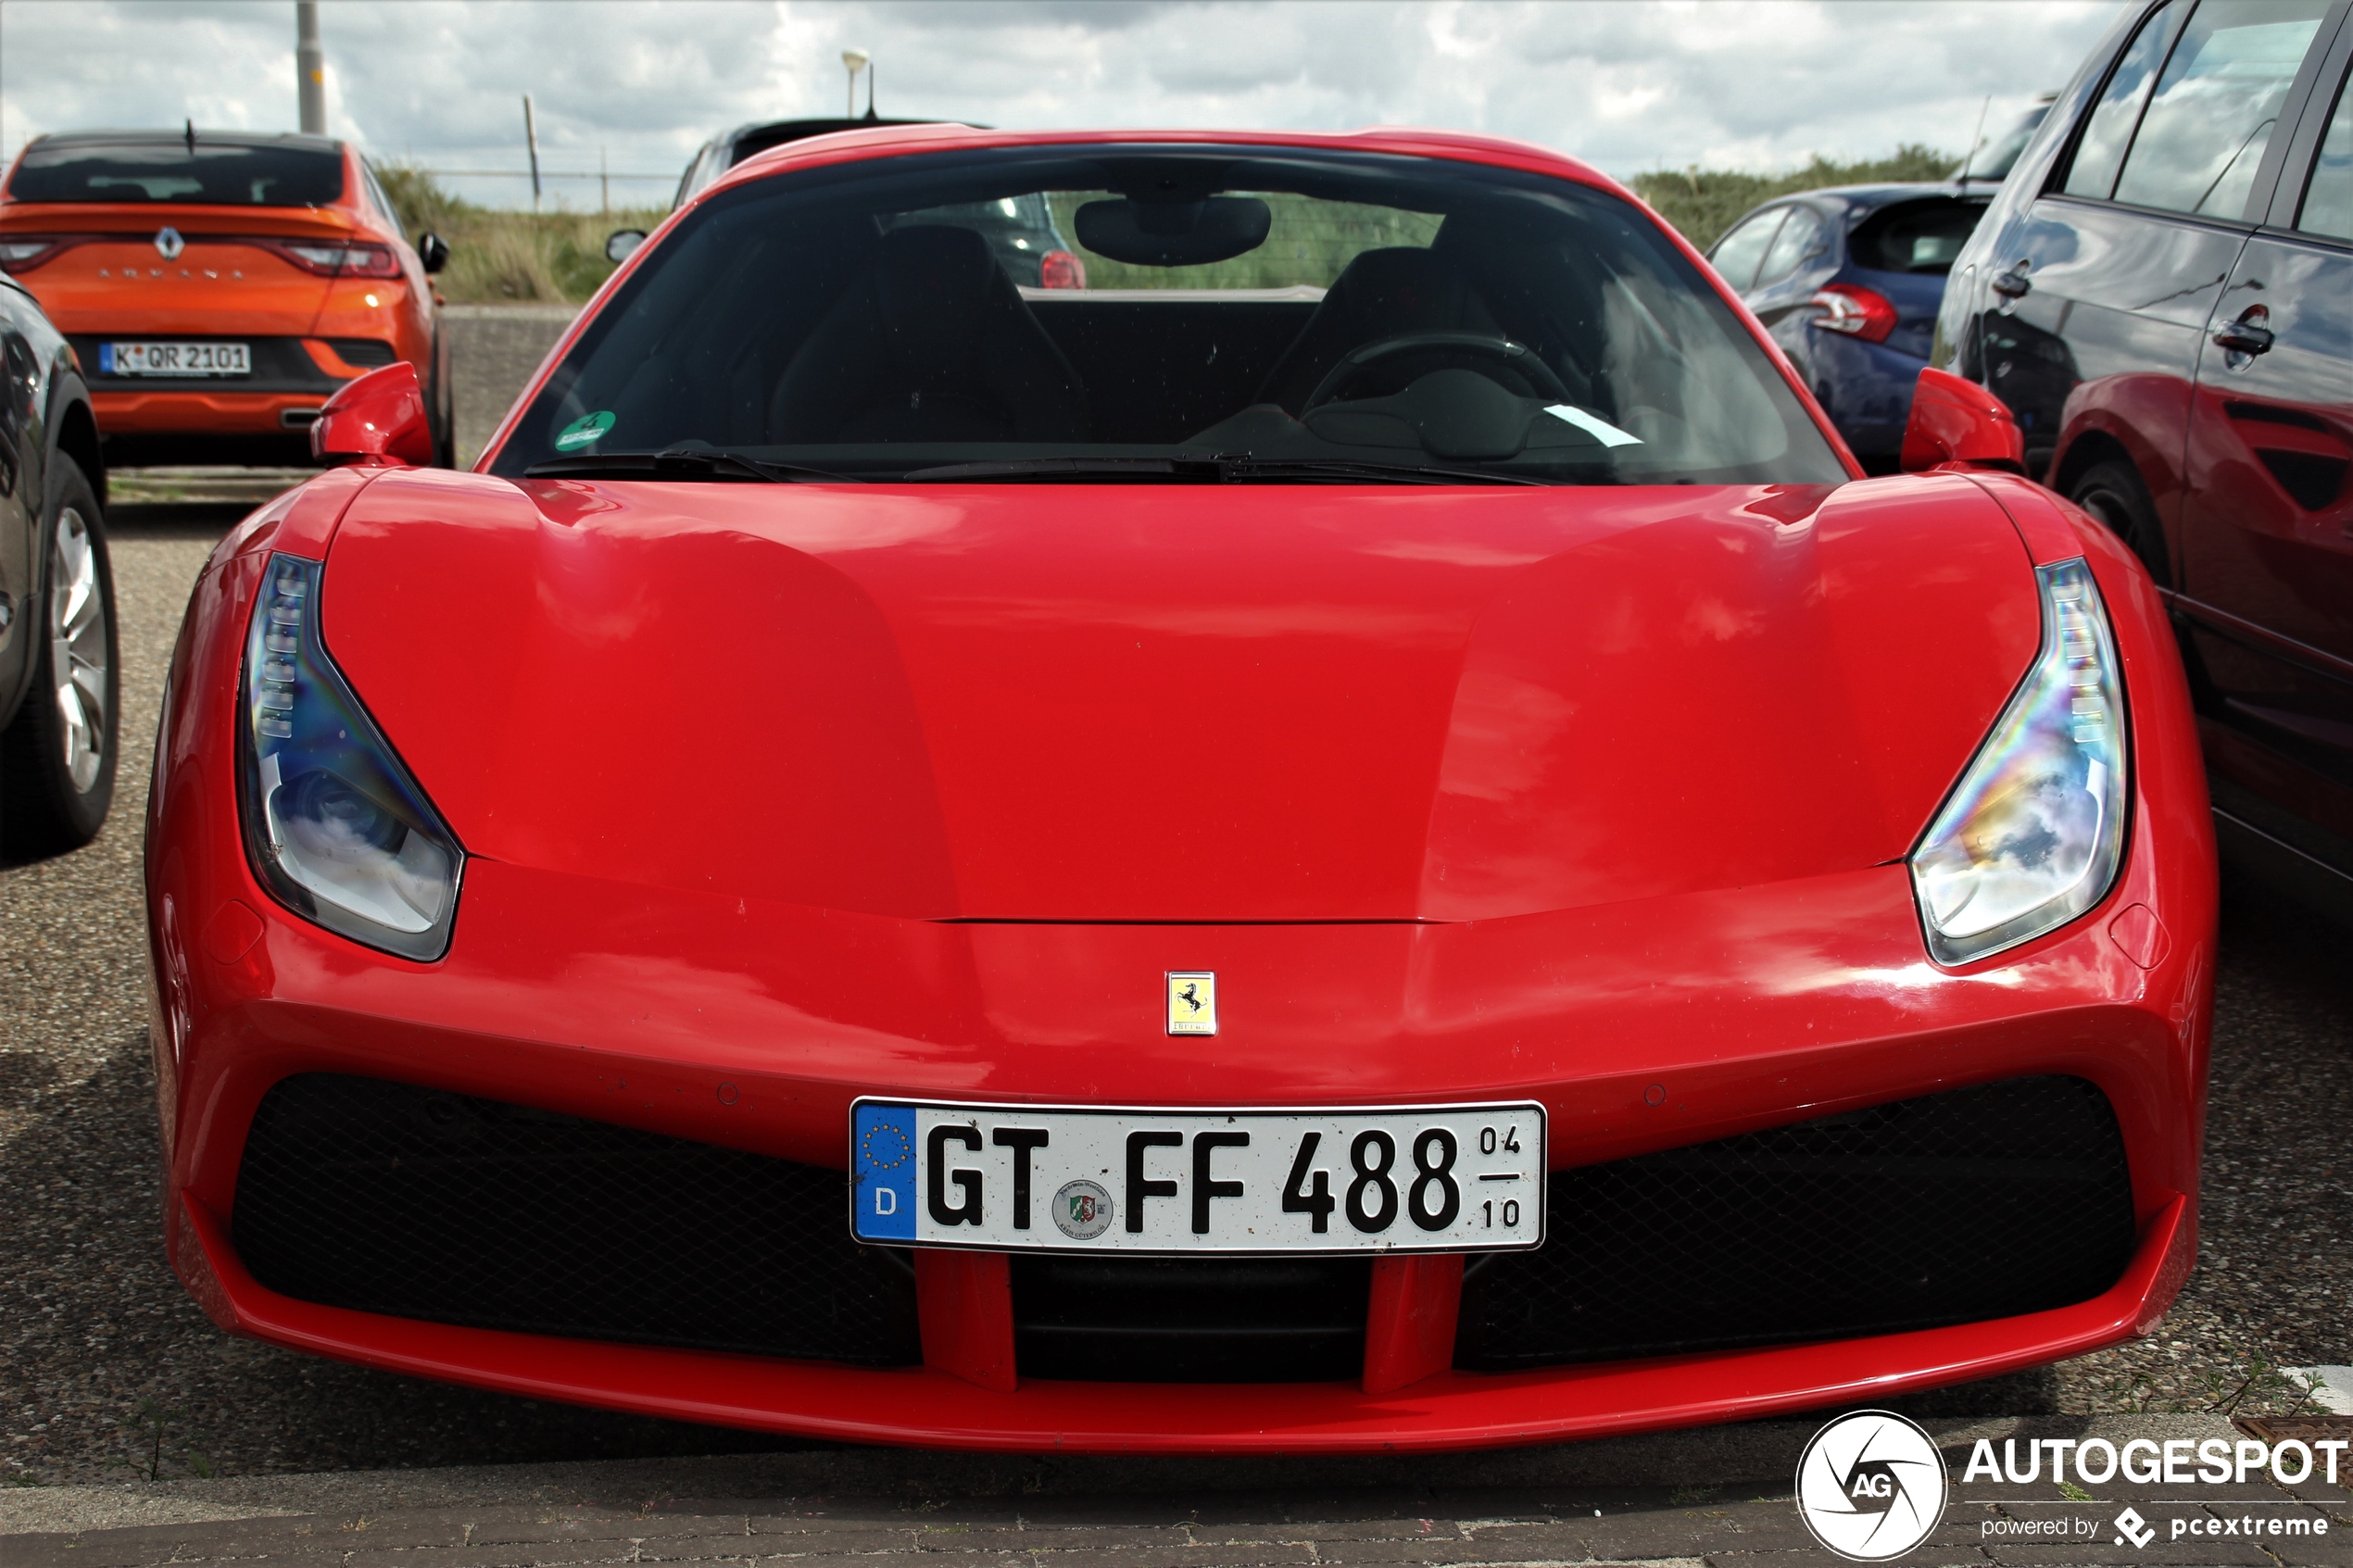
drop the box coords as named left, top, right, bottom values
left=9, top=1412, right=2348, bottom=1567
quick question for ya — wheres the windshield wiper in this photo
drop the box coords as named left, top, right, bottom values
left=524, top=447, right=862, bottom=483
left=1214, top=458, right=1551, bottom=486
left=899, top=455, right=1550, bottom=486
left=900, top=458, right=1227, bottom=482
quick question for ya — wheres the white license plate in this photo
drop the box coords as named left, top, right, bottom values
left=99, top=341, right=250, bottom=376
left=849, top=1098, right=1545, bottom=1254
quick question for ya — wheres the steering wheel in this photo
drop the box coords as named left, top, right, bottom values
left=1302, top=332, right=1570, bottom=412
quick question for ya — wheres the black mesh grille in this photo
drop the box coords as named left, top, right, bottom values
left=1013, top=1255, right=1370, bottom=1383
left=232, top=1074, right=920, bottom=1366
left=1455, top=1075, right=2137, bottom=1370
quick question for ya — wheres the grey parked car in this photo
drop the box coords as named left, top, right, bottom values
left=0, top=271, right=115, bottom=859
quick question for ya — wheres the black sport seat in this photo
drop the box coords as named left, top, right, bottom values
left=1255, top=246, right=1501, bottom=413
left=768, top=225, right=1089, bottom=444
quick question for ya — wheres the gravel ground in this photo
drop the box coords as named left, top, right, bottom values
left=2, top=498, right=2347, bottom=1488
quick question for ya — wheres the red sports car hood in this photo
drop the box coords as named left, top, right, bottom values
left=321, top=470, right=2037, bottom=922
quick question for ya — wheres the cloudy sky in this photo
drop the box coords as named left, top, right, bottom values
left=0, top=1, right=2121, bottom=208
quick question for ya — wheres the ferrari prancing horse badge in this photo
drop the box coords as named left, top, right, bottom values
left=1166, top=971, right=1216, bottom=1035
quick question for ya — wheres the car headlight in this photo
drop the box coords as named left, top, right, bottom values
left=1910, top=558, right=2128, bottom=965
left=237, top=553, right=462, bottom=960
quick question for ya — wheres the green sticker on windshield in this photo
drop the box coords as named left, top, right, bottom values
left=554, top=410, right=615, bottom=452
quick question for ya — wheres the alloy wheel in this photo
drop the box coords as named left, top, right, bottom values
left=48, top=505, right=108, bottom=793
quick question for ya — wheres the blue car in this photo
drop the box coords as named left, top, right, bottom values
left=1707, top=185, right=1991, bottom=470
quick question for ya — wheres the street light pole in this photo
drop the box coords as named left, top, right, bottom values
left=296, top=1, right=325, bottom=134
left=842, top=50, right=868, bottom=118
left=522, top=94, right=542, bottom=213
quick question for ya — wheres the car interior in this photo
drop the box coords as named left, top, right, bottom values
left=1848, top=197, right=1990, bottom=275
left=500, top=148, right=1847, bottom=485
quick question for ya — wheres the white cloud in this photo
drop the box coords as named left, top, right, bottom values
left=0, top=0, right=2123, bottom=209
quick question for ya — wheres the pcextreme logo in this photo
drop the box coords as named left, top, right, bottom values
left=1796, top=1411, right=1950, bottom=1561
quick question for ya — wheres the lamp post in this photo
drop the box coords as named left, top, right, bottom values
left=296, top=1, right=325, bottom=134
left=522, top=94, right=541, bottom=213
left=842, top=50, right=868, bottom=118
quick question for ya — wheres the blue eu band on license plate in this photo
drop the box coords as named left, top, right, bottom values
left=849, top=1098, right=1545, bottom=1255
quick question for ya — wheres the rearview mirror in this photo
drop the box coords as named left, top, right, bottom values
left=415, top=232, right=449, bottom=274
left=1074, top=197, right=1271, bottom=267
left=1900, top=368, right=2026, bottom=473
left=311, top=361, right=434, bottom=469
left=605, top=230, right=648, bottom=264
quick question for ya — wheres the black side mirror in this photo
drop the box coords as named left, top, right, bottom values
left=606, top=230, right=648, bottom=265
left=416, top=232, right=449, bottom=274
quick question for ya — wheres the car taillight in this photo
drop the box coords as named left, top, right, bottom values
left=1807, top=283, right=1899, bottom=344
left=0, top=237, right=61, bottom=272
left=1039, top=249, right=1087, bottom=290
left=268, top=240, right=400, bottom=278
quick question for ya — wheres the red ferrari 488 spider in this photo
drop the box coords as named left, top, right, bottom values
left=145, top=126, right=2215, bottom=1452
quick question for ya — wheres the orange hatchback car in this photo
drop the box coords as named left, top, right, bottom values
left=0, top=131, right=450, bottom=467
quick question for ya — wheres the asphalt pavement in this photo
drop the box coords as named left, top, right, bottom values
left=1, top=491, right=2348, bottom=1558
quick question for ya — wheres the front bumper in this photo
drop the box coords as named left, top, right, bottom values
left=171, top=1185, right=2189, bottom=1452
left=151, top=856, right=2211, bottom=1451
left=145, top=506, right=2216, bottom=1452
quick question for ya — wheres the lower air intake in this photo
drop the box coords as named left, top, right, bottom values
left=1013, top=1254, right=1371, bottom=1382
left=1455, top=1074, right=2137, bottom=1370
left=232, top=1073, right=920, bottom=1366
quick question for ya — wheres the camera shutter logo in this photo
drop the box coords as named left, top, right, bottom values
left=1795, top=1410, right=1950, bottom=1562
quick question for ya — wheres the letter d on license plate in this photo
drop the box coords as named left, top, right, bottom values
left=849, top=1099, right=1544, bottom=1255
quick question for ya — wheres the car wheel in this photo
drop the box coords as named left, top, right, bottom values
left=1, top=457, right=120, bottom=859
left=2070, top=458, right=2171, bottom=589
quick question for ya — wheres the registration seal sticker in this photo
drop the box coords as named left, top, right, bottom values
left=1051, top=1179, right=1114, bottom=1239
left=554, top=409, right=615, bottom=451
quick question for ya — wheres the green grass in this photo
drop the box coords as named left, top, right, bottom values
left=1627, top=144, right=1963, bottom=251
left=375, top=164, right=663, bottom=306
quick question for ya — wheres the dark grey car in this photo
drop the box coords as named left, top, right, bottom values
left=1936, top=0, right=2353, bottom=916
left=0, top=273, right=115, bottom=859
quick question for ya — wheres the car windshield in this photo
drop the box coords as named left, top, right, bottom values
left=1969, top=106, right=2051, bottom=182
left=493, top=144, right=1845, bottom=486
left=1851, top=197, right=1990, bottom=274
left=6, top=139, right=345, bottom=206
